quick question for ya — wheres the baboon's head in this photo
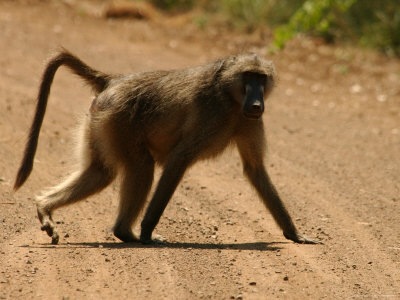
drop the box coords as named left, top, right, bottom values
left=222, top=54, right=276, bottom=120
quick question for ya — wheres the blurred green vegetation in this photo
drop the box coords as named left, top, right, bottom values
left=147, top=0, right=400, bottom=56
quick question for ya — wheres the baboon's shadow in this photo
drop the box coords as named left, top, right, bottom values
left=31, top=241, right=284, bottom=251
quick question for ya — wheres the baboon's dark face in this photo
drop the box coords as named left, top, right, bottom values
left=241, top=72, right=267, bottom=120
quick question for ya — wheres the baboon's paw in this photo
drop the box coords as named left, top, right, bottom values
left=152, top=233, right=166, bottom=243
left=40, top=222, right=53, bottom=236
left=139, top=232, right=152, bottom=244
left=140, top=237, right=153, bottom=245
left=40, top=221, right=60, bottom=244
left=284, top=232, right=323, bottom=245
left=139, top=232, right=165, bottom=245
left=37, top=206, right=54, bottom=234
left=113, top=228, right=140, bottom=243
left=51, top=232, right=60, bottom=244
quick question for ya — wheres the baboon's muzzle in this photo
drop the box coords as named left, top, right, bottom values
left=243, top=81, right=264, bottom=120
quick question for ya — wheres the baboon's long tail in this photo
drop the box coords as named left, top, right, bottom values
left=14, top=50, right=111, bottom=190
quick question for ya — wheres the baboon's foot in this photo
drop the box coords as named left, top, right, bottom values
left=139, top=231, right=165, bottom=245
left=284, top=232, right=323, bottom=245
left=41, top=222, right=60, bottom=245
left=113, top=226, right=140, bottom=243
left=37, top=205, right=59, bottom=244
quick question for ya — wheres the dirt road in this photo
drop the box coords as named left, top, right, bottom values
left=1, top=1, right=399, bottom=299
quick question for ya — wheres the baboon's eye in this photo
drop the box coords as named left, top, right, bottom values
left=243, top=72, right=267, bottom=90
left=243, top=71, right=266, bottom=80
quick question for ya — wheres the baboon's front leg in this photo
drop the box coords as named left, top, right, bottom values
left=236, top=128, right=322, bottom=245
left=243, top=164, right=321, bottom=244
left=140, top=154, right=190, bottom=244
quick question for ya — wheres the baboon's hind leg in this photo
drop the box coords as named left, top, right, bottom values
left=113, top=150, right=155, bottom=243
left=36, top=161, right=115, bottom=244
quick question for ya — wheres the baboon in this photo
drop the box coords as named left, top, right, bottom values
left=14, top=50, right=321, bottom=245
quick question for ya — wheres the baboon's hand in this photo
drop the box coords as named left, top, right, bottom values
left=284, top=232, right=323, bottom=244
